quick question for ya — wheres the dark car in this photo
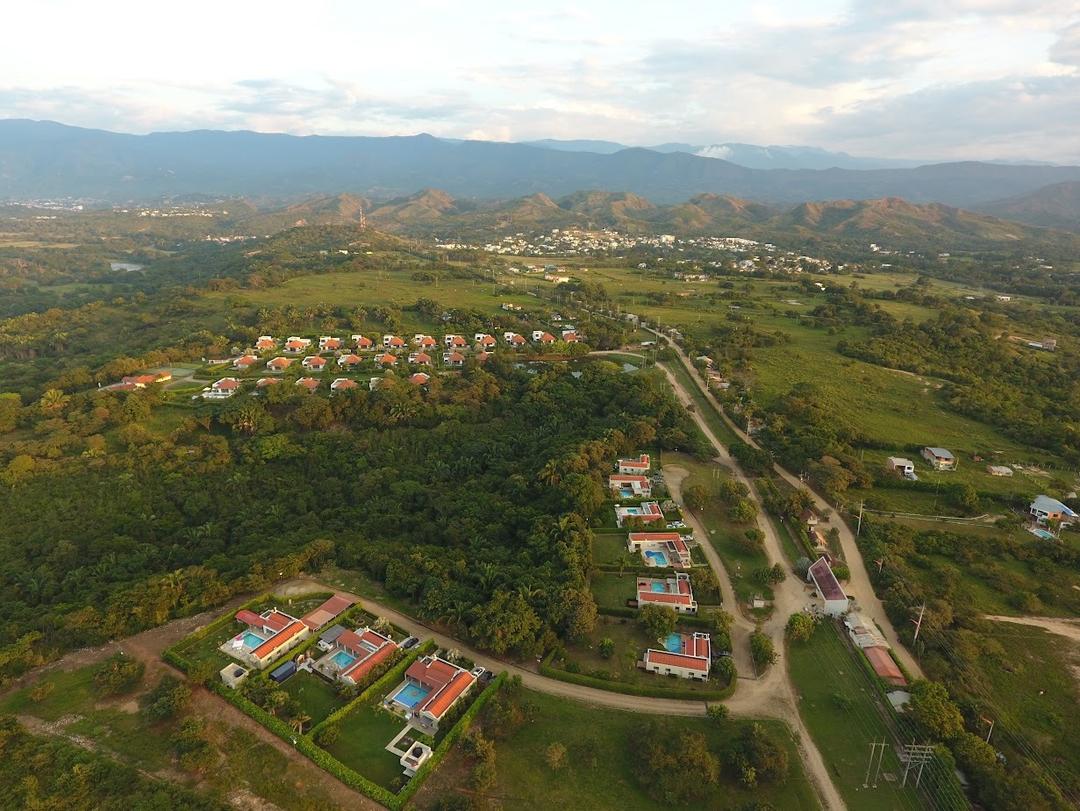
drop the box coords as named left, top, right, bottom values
left=401, top=636, right=420, bottom=649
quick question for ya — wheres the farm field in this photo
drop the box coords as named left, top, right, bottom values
left=413, top=687, right=818, bottom=811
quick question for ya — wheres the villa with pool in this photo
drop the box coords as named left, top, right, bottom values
left=223, top=608, right=311, bottom=669
left=615, top=500, right=665, bottom=527
left=314, top=627, right=399, bottom=686
left=636, top=572, right=698, bottom=614
left=641, top=631, right=712, bottom=680
left=627, top=531, right=692, bottom=568
left=384, top=655, right=477, bottom=734
left=609, top=474, right=652, bottom=498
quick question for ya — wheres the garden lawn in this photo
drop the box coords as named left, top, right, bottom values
left=417, top=688, right=819, bottom=811
left=589, top=572, right=638, bottom=612
left=323, top=703, right=408, bottom=790
left=282, top=671, right=343, bottom=726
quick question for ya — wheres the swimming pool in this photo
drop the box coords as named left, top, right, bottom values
left=392, top=682, right=431, bottom=709
left=644, top=550, right=669, bottom=566
left=331, top=650, right=357, bottom=669
left=663, top=633, right=683, bottom=653
left=1030, top=527, right=1056, bottom=540
left=650, top=582, right=667, bottom=593
left=241, top=631, right=266, bottom=650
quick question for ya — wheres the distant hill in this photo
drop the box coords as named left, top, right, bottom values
left=350, top=189, right=1080, bottom=254
left=4, top=120, right=1080, bottom=207
left=692, top=143, right=922, bottom=170
left=976, top=182, right=1080, bottom=233
left=241, top=193, right=370, bottom=232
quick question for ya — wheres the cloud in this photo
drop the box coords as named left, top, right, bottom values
left=1050, top=21, right=1080, bottom=66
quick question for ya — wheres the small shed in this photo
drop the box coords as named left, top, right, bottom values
left=270, top=660, right=297, bottom=683
left=220, top=663, right=249, bottom=689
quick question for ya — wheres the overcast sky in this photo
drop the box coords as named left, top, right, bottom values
left=4, top=1, right=1079, bottom=162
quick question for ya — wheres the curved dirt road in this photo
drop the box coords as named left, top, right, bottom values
left=655, top=331, right=923, bottom=680
left=984, top=614, right=1080, bottom=643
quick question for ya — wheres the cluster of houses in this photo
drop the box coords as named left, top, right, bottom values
left=885, top=446, right=957, bottom=481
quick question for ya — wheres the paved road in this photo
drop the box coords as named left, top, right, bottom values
left=656, top=330, right=924, bottom=680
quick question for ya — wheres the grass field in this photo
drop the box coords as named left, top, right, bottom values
left=323, top=702, right=408, bottom=790
left=0, top=662, right=342, bottom=810
left=665, top=453, right=775, bottom=607
left=788, top=621, right=942, bottom=811
left=413, top=688, right=818, bottom=811
left=965, top=624, right=1080, bottom=798
left=589, top=571, right=638, bottom=611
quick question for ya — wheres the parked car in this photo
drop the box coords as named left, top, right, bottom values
left=402, top=636, right=420, bottom=649
left=470, top=666, right=486, bottom=678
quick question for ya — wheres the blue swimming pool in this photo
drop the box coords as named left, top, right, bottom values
left=650, top=582, right=667, bottom=593
left=241, top=631, right=266, bottom=650
left=331, top=650, right=357, bottom=668
left=392, top=682, right=431, bottom=709
left=645, top=550, right=669, bottom=566
left=1031, top=527, right=1056, bottom=540
left=663, top=633, right=682, bottom=653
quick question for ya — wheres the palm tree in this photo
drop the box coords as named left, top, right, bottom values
left=292, top=712, right=312, bottom=735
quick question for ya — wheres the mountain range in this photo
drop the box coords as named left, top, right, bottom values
left=4, top=120, right=1080, bottom=213
left=259, top=189, right=1080, bottom=255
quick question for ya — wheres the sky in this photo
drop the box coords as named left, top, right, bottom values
left=3, top=0, right=1080, bottom=162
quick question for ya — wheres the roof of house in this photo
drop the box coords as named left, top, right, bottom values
left=808, top=556, right=846, bottom=602
left=340, top=354, right=362, bottom=364
left=412, top=352, right=431, bottom=363
left=235, top=609, right=266, bottom=627
left=303, top=595, right=355, bottom=629
left=445, top=351, right=465, bottom=362
left=378, top=353, right=397, bottom=364
left=319, top=624, right=347, bottom=643
left=341, top=640, right=397, bottom=682
left=256, top=377, right=280, bottom=387
left=644, top=649, right=709, bottom=670
left=331, top=378, right=358, bottom=390
left=1032, top=495, right=1078, bottom=517
left=863, top=645, right=906, bottom=686
left=422, top=670, right=475, bottom=718
left=410, top=373, right=431, bottom=384
left=304, top=355, right=326, bottom=365
left=476, top=351, right=491, bottom=362
left=296, top=377, right=319, bottom=389
left=235, top=355, right=258, bottom=365
left=610, top=474, right=650, bottom=484
left=539, top=332, right=555, bottom=341
left=628, top=532, right=683, bottom=542
left=924, top=447, right=955, bottom=459
left=618, top=454, right=651, bottom=469
left=251, top=620, right=306, bottom=661
left=268, top=357, right=291, bottom=367
left=356, top=336, right=373, bottom=346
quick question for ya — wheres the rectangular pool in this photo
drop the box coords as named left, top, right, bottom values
left=392, top=682, right=431, bottom=709
left=650, top=582, right=668, bottom=593
left=1030, top=527, right=1056, bottom=540
left=331, top=650, right=357, bottom=669
left=241, top=631, right=266, bottom=650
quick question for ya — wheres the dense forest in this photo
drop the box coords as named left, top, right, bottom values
left=0, top=359, right=703, bottom=682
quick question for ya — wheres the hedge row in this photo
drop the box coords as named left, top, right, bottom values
left=396, top=672, right=506, bottom=807
left=310, top=639, right=436, bottom=738
left=538, top=660, right=735, bottom=701
left=597, top=607, right=716, bottom=628
left=206, top=678, right=399, bottom=807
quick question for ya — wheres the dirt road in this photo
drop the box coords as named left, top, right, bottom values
left=656, top=332, right=923, bottom=680
left=984, top=614, right=1080, bottom=643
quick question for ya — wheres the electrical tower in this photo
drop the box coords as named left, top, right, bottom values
left=901, top=742, right=936, bottom=788
left=864, top=739, right=887, bottom=788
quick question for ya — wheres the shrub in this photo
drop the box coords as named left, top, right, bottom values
left=92, top=652, right=145, bottom=695
left=141, top=676, right=191, bottom=721
left=750, top=631, right=777, bottom=672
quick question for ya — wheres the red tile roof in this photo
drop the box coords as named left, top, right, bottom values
left=301, top=594, right=354, bottom=628
left=412, top=352, right=431, bottom=364
left=645, top=650, right=709, bottom=671
left=628, top=532, right=683, bottom=542
left=610, top=475, right=649, bottom=484
left=296, top=377, right=320, bottom=390
left=357, top=336, right=373, bottom=347
left=378, top=353, right=397, bottom=365
left=236, top=609, right=265, bottom=626
left=445, top=351, right=464, bottom=363
left=422, top=670, right=475, bottom=719
left=235, top=355, right=258, bottom=366
left=420, top=337, right=437, bottom=347
left=251, top=620, right=305, bottom=661
left=342, top=641, right=396, bottom=681
left=304, top=356, right=326, bottom=366
left=809, top=557, right=846, bottom=601
left=863, top=646, right=906, bottom=686
left=410, top=373, right=431, bottom=385
left=331, top=378, right=359, bottom=390
left=339, top=354, right=362, bottom=365
left=388, top=336, right=405, bottom=347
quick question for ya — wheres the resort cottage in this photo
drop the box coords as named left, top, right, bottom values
left=627, top=532, right=692, bottom=567
left=388, top=655, right=477, bottom=733
left=225, top=609, right=310, bottom=669
left=642, top=632, right=711, bottom=680
left=617, top=454, right=651, bottom=475
left=316, top=627, right=398, bottom=686
left=609, top=474, right=652, bottom=498
left=615, top=501, right=665, bottom=527
left=636, top=572, right=697, bottom=614
left=1030, top=495, right=1078, bottom=528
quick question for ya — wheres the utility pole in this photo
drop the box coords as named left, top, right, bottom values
left=857, top=501, right=865, bottom=537
left=864, top=739, right=887, bottom=788
left=982, top=716, right=995, bottom=744
left=901, top=742, right=935, bottom=788
left=912, top=603, right=927, bottom=643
